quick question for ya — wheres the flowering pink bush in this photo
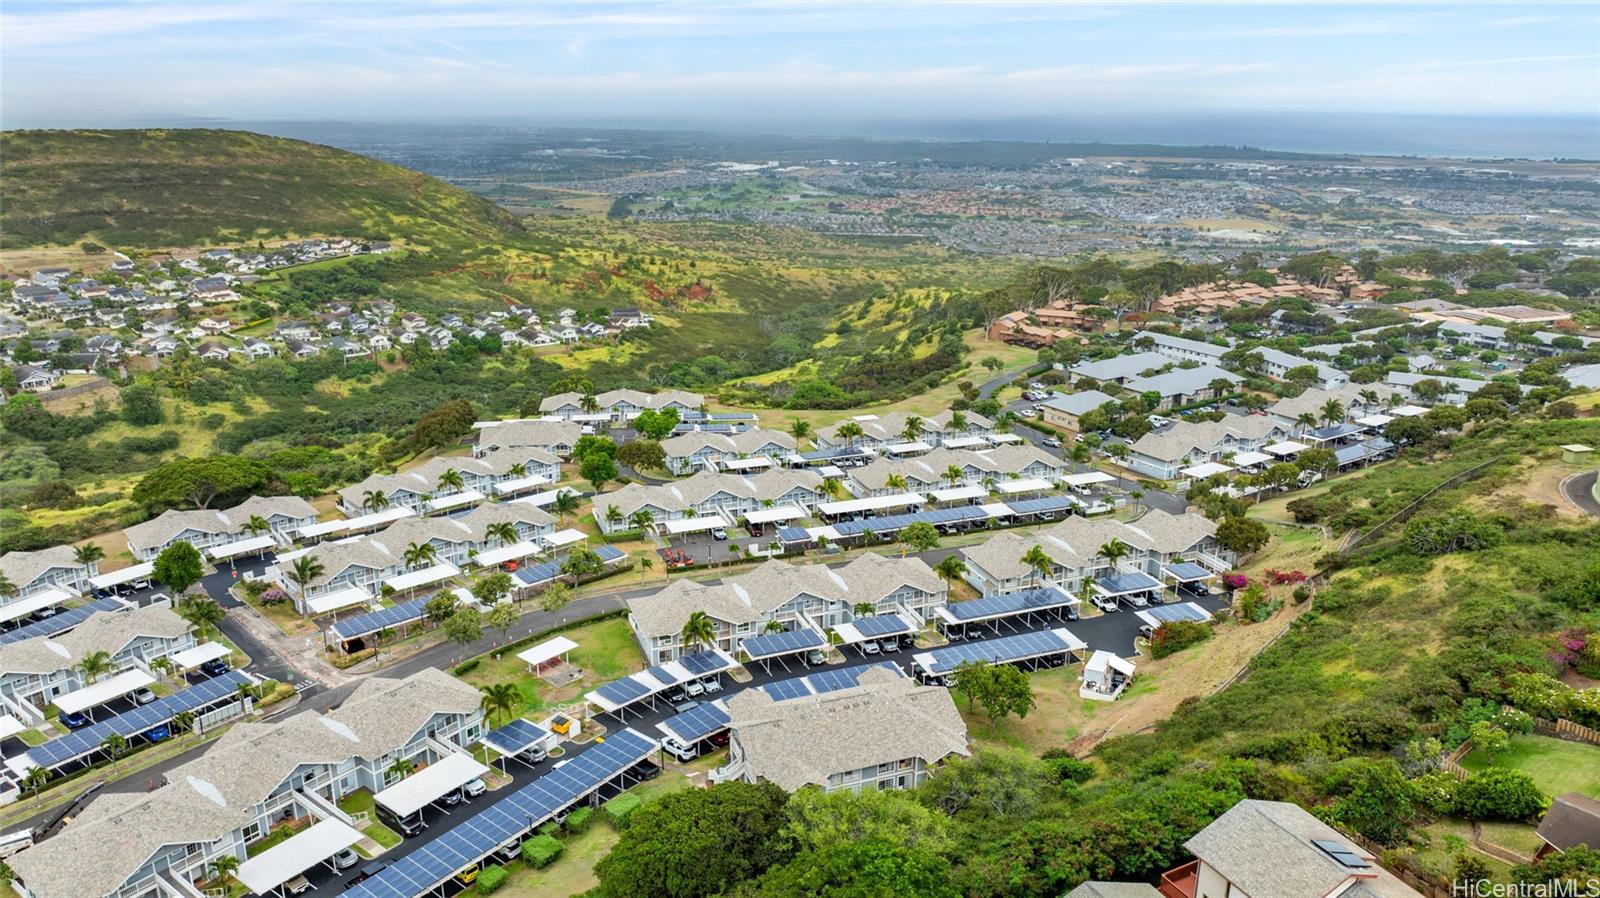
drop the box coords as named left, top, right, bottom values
left=1222, top=573, right=1248, bottom=590
left=1549, top=628, right=1588, bottom=670
left=1263, top=569, right=1308, bottom=586
left=259, top=587, right=290, bottom=605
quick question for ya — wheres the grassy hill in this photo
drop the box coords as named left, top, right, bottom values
left=0, top=128, right=523, bottom=249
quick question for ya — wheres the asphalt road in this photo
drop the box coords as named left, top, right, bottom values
left=1560, top=469, right=1600, bottom=518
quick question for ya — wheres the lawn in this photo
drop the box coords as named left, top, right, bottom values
left=338, top=788, right=403, bottom=850
left=455, top=616, right=644, bottom=720
left=1460, top=734, right=1600, bottom=797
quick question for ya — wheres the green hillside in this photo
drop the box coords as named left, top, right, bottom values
left=0, top=128, right=523, bottom=249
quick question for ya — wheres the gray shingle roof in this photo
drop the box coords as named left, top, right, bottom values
left=1185, top=799, right=1420, bottom=898
left=0, top=545, right=80, bottom=591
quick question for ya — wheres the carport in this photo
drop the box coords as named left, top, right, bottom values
left=928, top=485, right=987, bottom=505
left=235, top=818, right=364, bottom=897
left=993, top=478, right=1053, bottom=498
left=1136, top=602, right=1213, bottom=634
left=912, top=627, right=1086, bottom=684
left=739, top=627, right=826, bottom=672
left=1180, top=462, right=1233, bottom=480
left=543, top=529, right=588, bottom=549
left=383, top=563, right=461, bottom=594
left=986, top=433, right=1023, bottom=445
left=1228, top=450, right=1273, bottom=471
left=941, top=435, right=989, bottom=450
left=722, top=456, right=774, bottom=473
left=168, top=642, right=232, bottom=672
left=883, top=441, right=933, bottom=457
left=207, top=535, right=275, bottom=563
left=87, top=563, right=153, bottom=593
left=483, top=718, right=552, bottom=771
left=1355, top=413, right=1394, bottom=428
left=1093, top=570, right=1163, bottom=607
left=306, top=585, right=372, bottom=616
left=511, top=487, right=580, bottom=510
left=833, top=612, right=917, bottom=657
left=742, top=506, right=806, bottom=530
left=374, top=752, right=489, bottom=819
left=1162, top=562, right=1216, bottom=599
left=933, top=586, right=1080, bottom=638
left=656, top=700, right=730, bottom=753
left=427, top=490, right=485, bottom=514
left=491, top=473, right=556, bottom=497
left=817, top=493, right=923, bottom=521
left=585, top=649, right=739, bottom=720
left=1263, top=440, right=1309, bottom=459
left=0, top=589, right=73, bottom=626
left=54, top=669, right=156, bottom=720
left=662, top=516, right=728, bottom=537
left=298, top=506, right=413, bottom=541
left=471, top=540, right=545, bottom=567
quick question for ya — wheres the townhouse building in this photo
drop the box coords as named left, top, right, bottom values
left=845, top=445, right=1066, bottom=497
left=538, top=388, right=704, bottom=422
left=472, top=418, right=583, bottom=458
left=336, top=449, right=560, bottom=516
left=1038, top=389, right=1118, bottom=432
left=661, top=427, right=797, bottom=475
left=958, top=510, right=1228, bottom=597
left=124, top=496, right=318, bottom=561
left=626, top=553, right=947, bottom=664
left=1252, top=347, right=1349, bottom=390
left=595, top=469, right=825, bottom=536
left=815, top=410, right=996, bottom=450
left=1125, top=417, right=1291, bottom=480
left=1265, top=384, right=1399, bottom=431
left=0, top=604, right=195, bottom=713
left=0, top=545, right=95, bottom=602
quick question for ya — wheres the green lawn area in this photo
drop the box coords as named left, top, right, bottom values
left=455, top=616, right=643, bottom=720
left=338, top=788, right=403, bottom=850
left=1460, top=734, right=1600, bottom=797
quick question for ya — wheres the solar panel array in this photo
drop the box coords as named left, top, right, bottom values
left=658, top=702, right=729, bottom=743
left=670, top=423, right=737, bottom=435
left=1005, top=496, right=1076, bottom=516
left=1334, top=437, right=1395, bottom=466
left=515, top=545, right=626, bottom=589
left=741, top=628, right=825, bottom=660
left=593, top=674, right=653, bottom=708
left=0, top=598, right=124, bottom=646
left=1096, top=570, right=1161, bottom=594
left=829, top=505, right=985, bottom=538
left=775, top=526, right=812, bottom=543
left=675, top=650, right=729, bottom=676
left=1163, top=562, right=1211, bottom=582
left=1144, top=603, right=1211, bottom=623
left=918, top=631, right=1078, bottom=675
left=342, top=729, right=657, bottom=898
left=26, top=670, right=252, bottom=770
left=643, top=664, right=686, bottom=688
left=330, top=597, right=428, bottom=641
left=483, top=718, right=549, bottom=755
left=759, top=661, right=904, bottom=701
left=853, top=615, right=911, bottom=637
left=943, top=587, right=1074, bottom=623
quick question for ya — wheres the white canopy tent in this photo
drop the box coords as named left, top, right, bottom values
left=743, top=506, right=806, bottom=525
left=88, top=563, right=154, bottom=591
left=518, top=636, right=579, bottom=669
left=471, top=540, right=545, bottom=567
left=207, top=535, right=276, bottom=562
left=54, top=669, right=156, bottom=716
left=383, top=563, right=461, bottom=592
left=0, top=590, right=73, bottom=625
left=169, top=642, right=232, bottom=670
left=663, top=516, right=728, bottom=536
left=306, top=586, right=374, bottom=615
left=235, top=818, right=364, bottom=896
left=374, top=752, right=489, bottom=818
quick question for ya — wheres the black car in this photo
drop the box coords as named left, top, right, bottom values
left=346, top=861, right=389, bottom=888
left=200, top=658, right=230, bottom=677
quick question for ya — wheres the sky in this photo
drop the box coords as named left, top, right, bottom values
left=2, top=1, right=1597, bottom=135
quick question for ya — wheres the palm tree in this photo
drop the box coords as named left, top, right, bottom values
left=981, top=475, right=998, bottom=494
left=1295, top=412, right=1317, bottom=436
left=479, top=683, right=520, bottom=727
left=934, top=554, right=966, bottom=586
left=387, top=757, right=416, bottom=782
left=949, top=410, right=968, bottom=431
left=885, top=472, right=909, bottom=493
left=579, top=393, right=600, bottom=414
left=242, top=515, right=271, bottom=538
left=76, top=649, right=113, bottom=685
left=438, top=468, right=465, bottom=494
left=836, top=421, right=865, bottom=447
left=172, top=710, right=196, bottom=740
left=553, top=491, right=580, bottom=524
left=679, top=610, right=717, bottom=655
left=638, top=554, right=654, bottom=582
left=852, top=601, right=876, bottom=618
left=207, top=855, right=240, bottom=887
left=485, top=521, right=519, bottom=548
left=403, top=541, right=438, bottom=571
left=1358, top=388, right=1380, bottom=410
left=629, top=509, right=655, bottom=532
left=101, top=733, right=128, bottom=772
left=944, top=464, right=966, bottom=488
left=1097, top=538, right=1130, bottom=575
left=0, top=573, right=14, bottom=601
left=763, top=619, right=785, bottom=635
left=788, top=419, right=812, bottom=445
left=1386, top=392, right=1404, bottom=409
left=1320, top=399, right=1346, bottom=427
left=821, top=477, right=846, bottom=500
left=73, top=543, right=105, bottom=570
left=605, top=505, right=624, bottom=529
left=287, top=555, right=325, bottom=613
left=507, top=462, right=528, bottom=479
left=22, top=765, right=50, bottom=804
left=901, top=415, right=924, bottom=444
left=362, top=490, right=391, bottom=515
left=1021, top=545, right=1053, bottom=589
left=1208, top=377, right=1235, bottom=400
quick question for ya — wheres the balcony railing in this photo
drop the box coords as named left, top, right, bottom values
left=1158, top=859, right=1198, bottom=898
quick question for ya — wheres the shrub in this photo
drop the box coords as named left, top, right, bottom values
left=476, top=865, right=508, bottom=894
left=1150, top=620, right=1212, bottom=658
left=453, top=659, right=480, bottom=675
left=1291, top=584, right=1312, bottom=604
left=603, top=793, right=642, bottom=827
left=521, top=834, right=564, bottom=869
left=1455, top=769, right=1546, bottom=821
left=538, top=821, right=561, bottom=839
left=1039, top=752, right=1095, bottom=784
left=566, top=806, right=594, bottom=834
left=1222, top=573, right=1248, bottom=590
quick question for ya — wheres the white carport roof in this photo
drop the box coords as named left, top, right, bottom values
left=1181, top=461, right=1233, bottom=479
left=941, top=435, right=989, bottom=450
left=0, top=589, right=74, bottom=625
left=928, top=485, right=987, bottom=503
left=374, top=752, right=489, bottom=818
left=1062, top=471, right=1114, bottom=487
left=492, top=474, right=556, bottom=496
left=993, top=478, right=1052, bottom=495
left=518, top=636, right=578, bottom=668
left=88, top=563, right=154, bottom=590
left=722, top=456, right=773, bottom=471
left=0, top=715, right=26, bottom=740
left=1355, top=414, right=1394, bottom=427
left=428, top=490, right=485, bottom=512
left=207, top=535, right=275, bottom=561
left=986, top=433, right=1023, bottom=444
left=471, top=540, right=544, bottom=567
left=1390, top=404, right=1429, bottom=417
left=512, top=487, right=579, bottom=509
left=383, top=563, right=461, bottom=592
left=818, top=493, right=923, bottom=516
left=300, top=506, right=413, bottom=538
left=235, top=818, right=364, bottom=896
left=169, top=642, right=232, bottom=669
left=1229, top=451, right=1273, bottom=467
left=885, top=441, right=933, bottom=455
left=1263, top=440, right=1310, bottom=457
left=54, top=669, right=156, bottom=716
left=306, top=586, right=373, bottom=615
left=743, top=505, right=805, bottom=525
left=543, top=529, right=587, bottom=548
left=663, top=515, right=727, bottom=535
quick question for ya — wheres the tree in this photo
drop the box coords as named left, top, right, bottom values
left=605, top=504, right=624, bottom=529
left=933, top=554, right=966, bottom=586
left=1455, top=768, right=1546, bottom=821
left=836, top=421, right=865, bottom=447
left=76, top=649, right=113, bottom=685
left=178, top=596, right=225, bottom=639
left=885, top=472, right=909, bottom=492
left=628, top=509, right=655, bottom=533
left=21, top=766, right=50, bottom=805
left=437, top=468, right=465, bottom=493
left=403, top=541, right=438, bottom=571
left=443, top=607, right=484, bottom=647
left=1216, top=516, right=1270, bottom=556
left=484, top=521, right=519, bottom=548
left=537, top=581, right=571, bottom=613
left=474, top=571, right=513, bottom=610
left=424, top=592, right=460, bottom=624
left=617, top=439, right=665, bottom=472
left=751, top=838, right=958, bottom=898
left=633, top=408, right=681, bottom=441
left=1097, top=538, right=1130, bottom=573
left=405, top=399, right=476, bottom=453
left=582, top=448, right=619, bottom=492
left=73, top=543, right=105, bottom=569
left=286, top=555, right=325, bottom=612
left=899, top=521, right=940, bottom=556
left=680, top=610, right=717, bottom=654
left=133, top=455, right=275, bottom=511
left=952, top=661, right=1036, bottom=734
left=1021, top=545, right=1053, bottom=588
left=153, top=541, right=204, bottom=594
left=1320, top=398, right=1346, bottom=426
left=901, top=415, right=924, bottom=444
left=120, top=381, right=164, bottom=426
left=479, top=682, right=520, bottom=727
left=561, top=546, right=604, bottom=584
left=206, top=854, right=240, bottom=887
left=1468, top=720, right=1509, bottom=761
left=361, top=489, right=390, bottom=514
left=553, top=491, right=581, bottom=523
left=592, top=782, right=791, bottom=898
left=387, top=757, right=416, bottom=781
left=788, top=419, right=812, bottom=445
left=101, top=732, right=129, bottom=772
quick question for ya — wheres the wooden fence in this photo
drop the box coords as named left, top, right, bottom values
left=1533, top=715, right=1600, bottom=746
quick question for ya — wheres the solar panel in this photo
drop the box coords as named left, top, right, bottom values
left=593, top=675, right=651, bottom=707
left=1163, top=562, right=1211, bottom=582
left=830, top=505, right=986, bottom=538
left=741, top=628, right=824, bottom=659
left=675, top=650, right=728, bottom=676
left=776, top=526, right=812, bottom=543
left=0, top=598, right=124, bottom=646
left=1006, top=496, right=1075, bottom=516
left=483, top=719, right=549, bottom=755
left=658, top=703, right=729, bottom=743
left=919, top=631, right=1077, bottom=675
left=514, top=546, right=625, bottom=589
left=330, top=597, right=427, bottom=640
left=853, top=615, right=911, bottom=637
left=342, top=729, right=657, bottom=898
left=643, top=665, right=683, bottom=688
left=759, top=677, right=814, bottom=701
left=26, top=670, right=253, bottom=769
left=942, top=587, right=1075, bottom=623
left=1096, top=570, right=1161, bottom=594
left=760, top=661, right=905, bottom=701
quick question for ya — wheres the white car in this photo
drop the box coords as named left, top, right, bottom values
left=1020, top=408, right=1037, bottom=418
left=710, top=527, right=728, bottom=541
left=661, top=736, right=698, bottom=762
left=333, top=848, right=360, bottom=870
left=463, top=777, right=487, bottom=798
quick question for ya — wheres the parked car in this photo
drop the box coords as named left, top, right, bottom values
left=286, top=875, right=313, bottom=895
left=701, top=677, right=723, bottom=693
left=495, top=842, right=522, bottom=862
left=862, top=641, right=881, bottom=655
left=145, top=724, right=171, bottom=742
left=440, top=789, right=463, bottom=807
left=346, top=861, right=389, bottom=888
left=661, top=736, right=698, bottom=762
left=1092, top=595, right=1120, bottom=613
left=684, top=679, right=706, bottom=698
left=456, top=867, right=480, bottom=886
left=518, top=745, right=548, bottom=764
left=463, top=777, right=487, bottom=798
left=333, top=848, right=360, bottom=870
left=1042, top=437, right=1062, bottom=448
left=200, top=658, right=230, bottom=677
left=710, top=527, right=728, bottom=541
left=132, top=688, right=157, bottom=706
left=58, top=710, right=91, bottom=730
left=1020, top=408, right=1037, bottom=418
